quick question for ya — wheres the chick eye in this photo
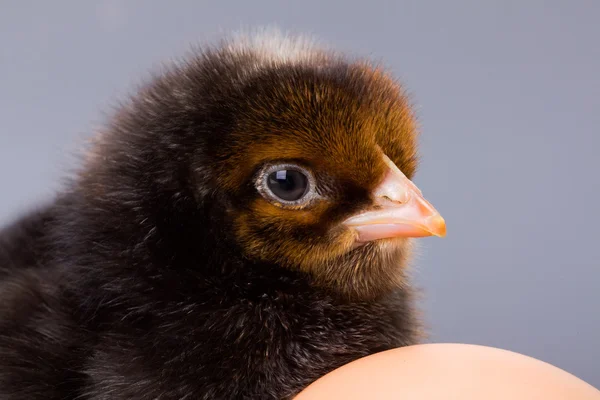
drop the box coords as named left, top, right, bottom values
left=256, top=163, right=317, bottom=207
left=267, top=169, right=308, bottom=201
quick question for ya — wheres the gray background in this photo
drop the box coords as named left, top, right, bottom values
left=1, top=0, right=598, bottom=387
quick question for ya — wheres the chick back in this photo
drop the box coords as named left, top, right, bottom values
left=0, top=204, right=88, bottom=399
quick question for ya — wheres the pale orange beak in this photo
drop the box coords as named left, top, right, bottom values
left=343, top=153, right=446, bottom=243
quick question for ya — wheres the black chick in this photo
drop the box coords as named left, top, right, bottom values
left=0, top=32, right=446, bottom=399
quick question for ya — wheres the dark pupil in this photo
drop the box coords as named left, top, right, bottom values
left=267, top=170, right=308, bottom=201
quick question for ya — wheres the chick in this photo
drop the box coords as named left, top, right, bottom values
left=0, top=32, right=446, bottom=399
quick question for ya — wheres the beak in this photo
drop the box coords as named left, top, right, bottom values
left=343, top=153, right=446, bottom=243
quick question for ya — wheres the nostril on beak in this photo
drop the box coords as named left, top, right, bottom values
left=379, top=195, right=406, bottom=206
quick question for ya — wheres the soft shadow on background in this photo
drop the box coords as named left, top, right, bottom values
left=1, top=1, right=598, bottom=386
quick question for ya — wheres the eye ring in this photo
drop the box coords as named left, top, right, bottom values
left=255, top=163, right=318, bottom=208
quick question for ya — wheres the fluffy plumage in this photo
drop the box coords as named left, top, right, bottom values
left=0, top=31, right=435, bottom=399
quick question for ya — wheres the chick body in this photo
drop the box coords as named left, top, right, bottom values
left=0, top=32, right=431, bottom=399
